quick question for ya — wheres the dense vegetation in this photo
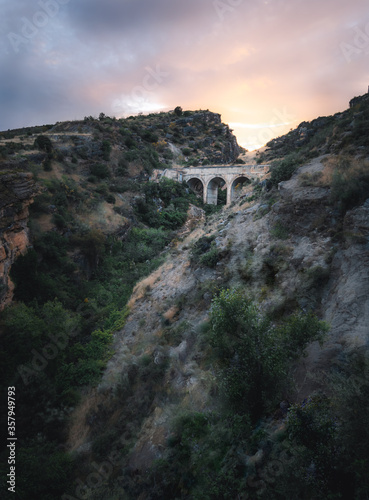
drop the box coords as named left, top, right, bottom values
left=0, top=170, right=207, bottom=498
left=101, top=291, right=369, bottom=500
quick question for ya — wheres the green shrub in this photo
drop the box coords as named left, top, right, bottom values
left=141, top=129, right=159, bottom=143
left=329, top=157, right=369, bottom=212
left=90, top=163, right=110, bottom=179
left=101, top=140, right=111, bottom=160
left=125, top=149, right=140, bottom=162
left=30, top=192, right=52, bottom=215
left=174, top=106, right=183, bottom=117
left=134, top=178, right=197, bottom=230
left=117, top=158, right=129, bottom=176
left=209, top=288, right=328, bottom=419
left=34, top=135, right=53, bottom=153
left=9, top=441, right=73, bottom=499
left=125, top=136, right=137, bottom=149
left=200, top=246, right=219, bottom=268
left=191, top=235, right=223, bottom=267
left=270, top=153, right=301, bottom=186
left=43, top=156, right=52, bottom=171
left=105, top=194, right=116, bottom=204
left=271, top=222, right=289, bottom=239
left=191, top=235, right=215, bottom=258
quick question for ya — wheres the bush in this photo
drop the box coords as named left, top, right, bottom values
left=271, top=222, right=289, bottom=240
left=125, top=150, right=140, bottom=162
left=9, top=441, right=73, bottom=499
left=34, top=135, right=53, bottom=153
left=125, top=136, right=137, bottom=149
left=174, top=106, right=183, bottom=117
left=329, top=156, right=369, bottom=212
left=101, top=140, right=111, bottom=160
left=200, top=246, right=219, bottom=268
left=142, top=129, right=159, bottom=143
left=209, top=288, right=328, bottom=419
left=105, top=194, right=116, bottom=204
left=43, top=156, right=52, bottom=171
left=191, top=235, right=215, bottom=258
left=134, top=178, right=197, bottom=230
left=117, top=158, right=129, bottom=176
left=270, top=153, right=301, bottom=186
left=90, top=163, right=110, bottom=179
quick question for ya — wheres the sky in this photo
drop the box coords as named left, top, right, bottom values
left=1, top=0, right=369, bottom=150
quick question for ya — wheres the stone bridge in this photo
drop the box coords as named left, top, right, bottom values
left=153, top=164, right=269, bottom=205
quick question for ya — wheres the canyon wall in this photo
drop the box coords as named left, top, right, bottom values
left=0, top=169, right=36, bottom=309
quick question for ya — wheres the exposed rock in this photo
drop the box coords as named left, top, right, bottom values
left=179, top=204, right=206, bottom=237
left=349, top=92, right=369, bottom=108
left=0, top=169, right=36, bottom=309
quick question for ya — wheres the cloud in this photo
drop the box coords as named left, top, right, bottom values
left=0, top=0, right=368, bottom=149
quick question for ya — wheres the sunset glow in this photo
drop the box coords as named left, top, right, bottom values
left=1, top=0, right=369, bottom=149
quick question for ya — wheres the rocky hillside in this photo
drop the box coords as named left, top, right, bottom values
left=0, top=164, right=36, bottom=308
left=62, top=151, right=369, bottom=498
left=256, top=91, right=369, bottom=164
left=1, top=96, right=369, bottom=499
left=0, top=109, right=242, bottom=311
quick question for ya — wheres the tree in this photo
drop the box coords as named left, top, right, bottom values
left=209, top=288, right=328, bottom=420
left=101, top=139, right=111, bottom=160
left=174, top=106, right=183, bottom=117
left=34, top=135, right=53, bottom=154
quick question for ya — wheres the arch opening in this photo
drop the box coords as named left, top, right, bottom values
left=186, top=177, right=204, bottom=200
left=207, top=177, right=227, bottom=206
left=230, top=176, right=251, bottom=203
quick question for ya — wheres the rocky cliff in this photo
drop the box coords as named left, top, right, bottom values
left=64, top=152, right=369, bottom=496
left=0, top=167, right=36, bottom=309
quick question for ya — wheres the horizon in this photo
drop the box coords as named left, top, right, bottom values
left=1, top=95, right=362, bottom=154
left=1, top=0, right=369, bottom=150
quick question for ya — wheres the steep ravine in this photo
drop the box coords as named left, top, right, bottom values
left=67, top=154, right=369, bottom=481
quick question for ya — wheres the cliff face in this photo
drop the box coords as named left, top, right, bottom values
left=0, top=169, right=35, bottom=309
left=171, top=111, right=241, bottom=163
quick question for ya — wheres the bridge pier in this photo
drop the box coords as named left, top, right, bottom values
left=226, top=184, right=232, bottom=206
left=206, top=178, right=224, bottom=205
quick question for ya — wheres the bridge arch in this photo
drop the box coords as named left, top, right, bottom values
left=230, top=176, right=251, bottom=203
left=206, top=176, right=227, bottom=205
left=186, top=177, right=205, bottom=201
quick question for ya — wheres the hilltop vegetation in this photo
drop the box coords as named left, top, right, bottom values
left=0, top=108, right=241, bottom=173
left=258, top=92, right=369, bottom=189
